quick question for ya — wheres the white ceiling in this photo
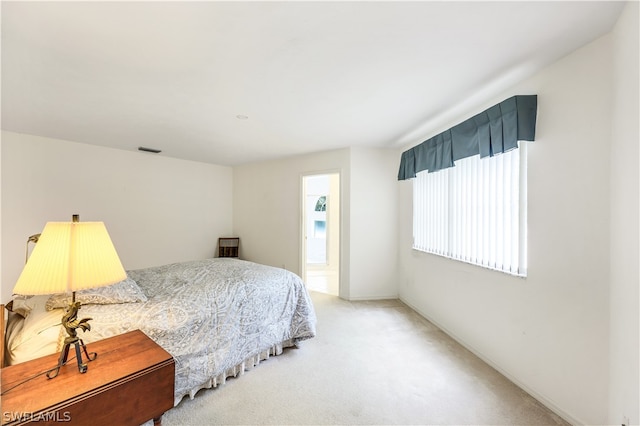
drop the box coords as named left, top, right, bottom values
left=1, top=1, right=625, bottom=166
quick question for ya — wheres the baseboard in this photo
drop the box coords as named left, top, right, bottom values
left=399, top=297, right=583, bottom=426
left=346, top=294, right=398, bottom=301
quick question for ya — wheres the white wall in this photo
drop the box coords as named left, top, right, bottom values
left=233, top=146, right=397, bottom=300
left=1, top=131, right=233, bottom=302
left=349, top=147, right=398, bottom=300
left=609, top=2, right=639, bottom=425
left=0, top=136, right=3, bottom=310
left=397, top=30, right=616, bottom=425
left=233, top=149, right=350, bottom=285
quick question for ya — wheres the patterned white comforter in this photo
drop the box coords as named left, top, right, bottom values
left=76, top=258, right=317, bottom=404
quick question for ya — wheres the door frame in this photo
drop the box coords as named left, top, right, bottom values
left=300, top=170, right=341, bottom=295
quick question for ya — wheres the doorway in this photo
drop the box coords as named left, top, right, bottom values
left=302, top=173, right=340, bottom=296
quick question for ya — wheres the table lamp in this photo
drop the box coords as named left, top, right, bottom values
left=12, top=215, right=126, bottom=378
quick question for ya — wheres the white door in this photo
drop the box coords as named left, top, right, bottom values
left=302, top=173, right=339, bottom=296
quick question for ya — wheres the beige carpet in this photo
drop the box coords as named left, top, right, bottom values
left=161, top=292, right=568, bottom=425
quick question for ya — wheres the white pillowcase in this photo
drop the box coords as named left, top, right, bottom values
left=6, top=294, right=40, bottom=318
left=6, top=295, right=64, bottom=365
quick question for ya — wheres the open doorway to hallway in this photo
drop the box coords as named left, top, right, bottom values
left=302, top=173, right=340, bottom=296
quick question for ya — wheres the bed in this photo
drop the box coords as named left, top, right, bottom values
left=3, top=257, right=317, bottom=405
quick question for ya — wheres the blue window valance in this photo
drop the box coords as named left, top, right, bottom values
left=397, top=95, right=537, bottom=180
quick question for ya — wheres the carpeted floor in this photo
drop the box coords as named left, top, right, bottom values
left=161, top=291, right=568, bottom=425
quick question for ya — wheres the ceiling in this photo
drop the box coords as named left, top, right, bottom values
left=1, top=1, right=625, bottom=166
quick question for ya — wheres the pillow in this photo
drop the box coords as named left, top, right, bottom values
left=6, top=294, right=44, bottom=318
left=6, top=296, right=65, bottom=365
left=45, top=277, right=147, bottom=310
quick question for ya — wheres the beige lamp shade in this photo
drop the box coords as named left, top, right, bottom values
left=13, top=221, right=126, bottom=295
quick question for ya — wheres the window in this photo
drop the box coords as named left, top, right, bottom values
left=413, top=144, right=527, bottom=276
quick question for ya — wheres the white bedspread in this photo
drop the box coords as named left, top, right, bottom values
left=15, top=258, right=317, bottom=405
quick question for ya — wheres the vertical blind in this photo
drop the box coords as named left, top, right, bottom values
left=413, top=144, right=527, bottom=276
left=403, top=94, right=536, bottom=276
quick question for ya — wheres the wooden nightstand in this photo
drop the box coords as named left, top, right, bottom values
left=1, top=330, right=175, bottom=425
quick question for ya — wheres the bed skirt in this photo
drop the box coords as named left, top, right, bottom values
left=178, top=338, right=295, bottom=406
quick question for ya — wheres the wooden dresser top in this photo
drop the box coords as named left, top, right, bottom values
left=1, top=330, right=174, bottom=420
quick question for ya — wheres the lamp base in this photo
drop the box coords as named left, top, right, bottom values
left=46, top=336, right=97, bottom=379
left=46, top=299, right=97, bottom=379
